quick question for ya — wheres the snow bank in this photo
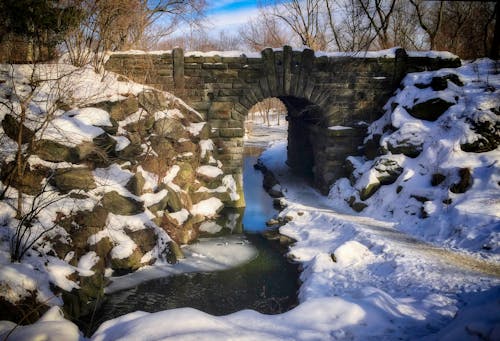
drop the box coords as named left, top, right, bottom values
left=329, top=58, right=500, bottom=258
left=0, top=307, right=82, bottom=341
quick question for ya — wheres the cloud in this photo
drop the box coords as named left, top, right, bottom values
left=205, top=6, right=261, bottom=32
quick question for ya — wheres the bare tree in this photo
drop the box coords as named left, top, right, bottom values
left=410, top=0, right=444, bottom=50
left=433, top=2, right=496, bottom=59
left=240, top=8, right=292, bottom=51
left=357, top=0, right=398, bottom=50
left=335, top=0, right=373, bottom=51
left=271, top=0, right=328, bottom=50
left=63, top=0, right=206, bottom=70
left=249, top=98, right=286, bottom=126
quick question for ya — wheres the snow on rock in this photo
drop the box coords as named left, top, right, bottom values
left=46, top=257, right=79, bottom=292
left=168, top=209, right=190, bottom=226
left=190, top=197, right=224, bottom=217
left=196, top=165, right=223, bottom=179
left=77, top=251, right=99, bottom=276
left=187, top=122, right=206, bottom=136
left=199, top=221, right=223, bottom=234
left=42, top=111, right=105, bottom=146
left=112, top=136, right=130, bottom=151
left=199, top=139, right=214, bottom=158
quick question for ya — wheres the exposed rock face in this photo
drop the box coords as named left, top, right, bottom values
left=52, top=168, right=96, bottom=193
left=102, top=191, right=144, bottom=215
left=460, top=118, right=500, bottom=153
left=406, top=98, right=454, bottom=121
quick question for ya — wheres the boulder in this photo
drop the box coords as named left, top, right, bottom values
left=74, top=206, right=108, bottom=229
left=110, top=247, right=143, bottom=273
left=71, top=226, right=102, bottom=252
left=88, top=236, right=114, bottom=259
left=124, top=115, right=155, bottom=135
left=163, top=185, right=184, bottom=212
left=166, top=241, right=184, bottom=264
left=363, top=134, right=381, bottom=160
left=52, top=168, right=96, bottom=193
left=33, top=140, right=79, bottom=163
left=359, top=181, right=381, bottom=201
left=460, top=119, right=500, bottom=153
left=431, top=173, right=446, bottom=186
left=93, top=97, right=139, bottom=121
left=2, top=114, right=34, bottom=143
left=102, top=191, right=144, bottom=215
left=450, top=168, right=472, bottom=194
left=347, top=196, right=367, bottom=212
left=387, top=140, right=422, bottom=158
left=153, top=118, right=185, bottom=140
left=150, top=136, right=176, bottom=159
left=373, top=157, right=403, bottom=185
left=117, top=140, right=143, bottom=162
left=93, top=133, right=117, bottom=158
left=1, top=163, right=48, bottom=195
left=126, top=172, right=145, bottom=196
left=148, top=193, right=170, bottom=214
left=406, top=98, right=454, bottom=121
left=174, top=162, right=195, bottom=188
left=430, top=74, right=463, bottom=91
left=126, top=228, right=157, bottom=254
left=138, top=90, right=168, bottom=114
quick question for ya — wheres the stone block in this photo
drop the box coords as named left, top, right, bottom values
left=219, top=128, right=244, bottom=138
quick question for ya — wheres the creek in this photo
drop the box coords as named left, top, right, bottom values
left=80, top=147, right=299, bottom=335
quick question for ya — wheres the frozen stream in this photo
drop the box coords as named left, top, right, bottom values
left=79, top=147, right=299, bottom=335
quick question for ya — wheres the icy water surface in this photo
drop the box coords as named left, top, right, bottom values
left=80, top=150, right=299, bottom=335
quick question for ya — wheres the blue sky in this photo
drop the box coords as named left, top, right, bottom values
left=203, top=0, right=261, bottom=33
left=207, top=0, right=259, bottom=15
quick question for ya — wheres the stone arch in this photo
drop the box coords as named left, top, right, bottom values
left=105, top=47, right=461, bottom=206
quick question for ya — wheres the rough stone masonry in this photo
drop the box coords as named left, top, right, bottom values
left=105, top=47, right=460, bottom=206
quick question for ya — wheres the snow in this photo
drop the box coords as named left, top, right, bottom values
left=328, top=125, right=352, bottom=131
left=316, top=48, right=458, bottom=60
left=42, top=111, right=105, bottom=146
left=109, top=48, right=458, bottom=61
left=168, top=209, right=190, bottom=225
left=112, top=136, right=130, bottom=151
left=196, top=165, right=223, bottom=179
left=77, top=251, right=99, bottom=276
left=46, top=257, right=79, bottom=292
left=337, top=58, right=500, bottom=257
left=190, top=197, right=223, bottom=217
left=199, top=221, right=223, bottom=234
left=185, top=50, right=261, bottom=58
left=1, top=55, right=498, bottom=340
left=154, top=108, right=183, bottom=120
left=187, top=122, right=206, bottom=136
left=0, top=307, right=82, bottom=341
left=199, top=139, right=214, bottom=158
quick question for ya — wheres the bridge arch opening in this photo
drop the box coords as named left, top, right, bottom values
left=245, top=96, right=323, bottom=184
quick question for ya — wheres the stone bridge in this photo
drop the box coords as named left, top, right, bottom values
left=105, top=47, right=459, bottom=206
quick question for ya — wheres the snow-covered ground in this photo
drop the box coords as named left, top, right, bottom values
left=1, top=60, right=499, bottom=340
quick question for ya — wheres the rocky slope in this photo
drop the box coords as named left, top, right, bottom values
left=329, top=58, right=499, bottom=258
left=0, top=64, right=239, bottom=320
